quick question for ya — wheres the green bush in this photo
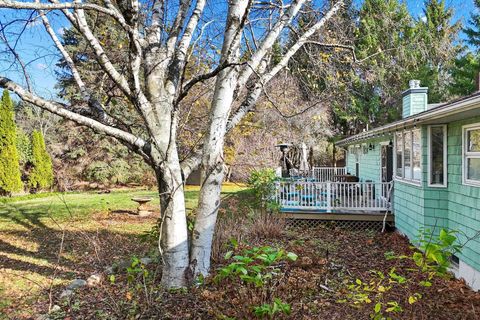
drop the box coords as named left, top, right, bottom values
left=28, top=130, right=54, bottom=191
left=0, top=90, right=23, bottom=195
left=84, top=159, right=133, bottom=185
left=215, top=245, right=297, bottom=287
left=85, top=161, right=111, bottom=184
left=247, top=168, right=278, bottom=208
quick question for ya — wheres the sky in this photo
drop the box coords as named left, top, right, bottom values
left=0, top=0, right=477, bottom=99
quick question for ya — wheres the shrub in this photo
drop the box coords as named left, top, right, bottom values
left=84, top=161, right=111, bottom=184
left=84, top=159, right=133, bottom=185
left=0, top=90, right=23, bottom=195
left=28, top=130, right=54, bottom=191
left=413, top=228, right=461, bottom=275
left=247, top=168, right=278, bottom=208
left=249, top=211, right=286, bottom=240
left=215, top=245, right=297, bottom=286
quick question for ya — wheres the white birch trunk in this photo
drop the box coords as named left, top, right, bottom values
left=189, top=0, right=250, bottom=277
left=155, top=146, right=190, bottom=288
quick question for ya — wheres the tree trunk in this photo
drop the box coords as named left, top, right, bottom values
left=189, top=0, right=250, bottom=277
left=155, top=147, right=190, bottom=288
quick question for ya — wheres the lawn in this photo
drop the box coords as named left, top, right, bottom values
left=0, top=184, right=245, bottom=319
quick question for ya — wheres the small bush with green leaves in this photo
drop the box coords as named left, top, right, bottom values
left=215, top=245, right=297, bottom=287
left=247, top=168, right=278, bottom=208
left=253, top=298, right=291, bottom=319
left=413, top=228, right=461, bottom=275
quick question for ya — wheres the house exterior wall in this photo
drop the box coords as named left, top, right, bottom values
left=445, top=117, right=480, bottom=275
left=343, top=119, right=480, bottom=290
left=345, top=137, right=390, bottom=183
left=393, top=181, right=425, bottom=240
left=394, top=126, right=448, bottom=240
left=391, top=120, right=480, bottom=290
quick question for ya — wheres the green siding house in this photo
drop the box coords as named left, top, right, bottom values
left=336, top=80, right=480, bottom=291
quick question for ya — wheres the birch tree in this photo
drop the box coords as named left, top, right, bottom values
left=0, top=0, right=344, bottom=287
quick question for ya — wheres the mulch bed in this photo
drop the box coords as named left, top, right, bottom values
left=50, top=225, right=480, bottom=320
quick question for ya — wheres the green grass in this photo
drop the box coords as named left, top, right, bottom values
left=0, top=183, right=246, bottom=318
left=0, top=184, right=246, bottom=230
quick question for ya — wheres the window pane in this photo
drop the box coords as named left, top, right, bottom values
left=467, top=129, right=480, bottom=152
left=467, top=158, right=480, bottom=181
left=430, top=126, right=444, bottom=185
left=396, top=132, right=403, bottom=177
left=412, top=129, right=421, bottom=181
left=404, top=132, right=412, bottom=179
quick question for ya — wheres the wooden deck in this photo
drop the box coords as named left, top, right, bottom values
left=273, top=177, right=395, bottom=228
left=280, top=210, right=394, bottom=222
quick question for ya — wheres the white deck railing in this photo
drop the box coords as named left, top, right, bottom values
left=274, top=181, right=393, bottom=212
left=311, top=167, right=347, bottom=182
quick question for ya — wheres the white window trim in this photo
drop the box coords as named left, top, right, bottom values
left=427, top=125, right=447, bottom=188
left=462, top=123, right=480, bottom=187
left=394, top=128, right=422, bottom=186
left=393, top=132, right=403, bottom=179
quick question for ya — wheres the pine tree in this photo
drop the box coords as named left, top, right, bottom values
left=353, top=0, right=418, bottom=127
left=449, top=0, right=480, bottom=96
left=449, top=53, right=480, bottom=96
left=0, top=90, right=23, bottom=195
left=416, top=0, right=461, bottom=102
left=28, top=130, right=54, bottom=191
left=464, top=0, right=480, bottom=51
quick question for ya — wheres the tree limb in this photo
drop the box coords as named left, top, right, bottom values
left=0, top=76, right=148, bottom=155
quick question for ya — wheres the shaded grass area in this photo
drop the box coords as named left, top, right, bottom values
left=0, top=184, right=246, bottom=319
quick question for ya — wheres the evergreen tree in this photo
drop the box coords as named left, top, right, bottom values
left=464, top=0, right=480, bottom=51
left=0, top=90, right=23, bottom=195
left=28, top=130, right=54, bottom=191
left=416, top=0, right=461, bottom=102
left=449, top=0, right=480, bottom=96
left=352, top=0, right=418, bottom=127
left=16, top=127, right=32, bottom=167
left=449, top=53, right=480, bottom=96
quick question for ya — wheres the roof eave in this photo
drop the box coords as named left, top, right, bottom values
left=336, top=92, right=480, bottom=147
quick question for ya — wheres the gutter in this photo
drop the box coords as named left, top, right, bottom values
left=336, top=92, right=480, bottom=146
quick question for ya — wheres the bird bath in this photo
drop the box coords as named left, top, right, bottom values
left=131, top=197, right=152, bottom=217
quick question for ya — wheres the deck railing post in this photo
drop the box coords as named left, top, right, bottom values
left=326, top=182, right=332, bottom=212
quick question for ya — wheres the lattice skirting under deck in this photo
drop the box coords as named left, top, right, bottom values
left=285, top=218, right=395, bottom=231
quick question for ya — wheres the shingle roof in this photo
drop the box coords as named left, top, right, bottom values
left=336, top=91, right=480, bottom=146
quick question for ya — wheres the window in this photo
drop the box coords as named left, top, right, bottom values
left=395, top=132, right=403, bottom=178
left=413, top=130, right=421, bottom=181
left=463, top=124, right=480, bottom=185
left=395, top=128, right=421, bottom=183
left=428, top=125, right=447, bottom=187
left=404, top=132, right=412, bottom=179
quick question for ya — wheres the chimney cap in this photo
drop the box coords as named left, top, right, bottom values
left=409, top=80, right=421, bottom=89
left=402, top=80, right=428, bottom=97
